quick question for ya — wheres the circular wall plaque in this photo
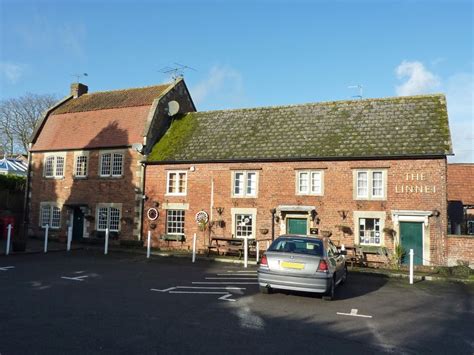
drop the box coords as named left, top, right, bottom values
left=195, top=211, right=209, bottom=224
left=147, top=208, right=159, bottom=221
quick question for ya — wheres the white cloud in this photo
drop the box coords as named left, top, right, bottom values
left=191, top=65, right=246, bottom=109
left=394, top=60, right=473, bottom=162
left=395, top=60, right=441, bottom=96
left=0, top=62, right=26, bottom=84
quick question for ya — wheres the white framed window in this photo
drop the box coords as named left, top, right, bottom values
left=296, top=170, right=323, bottom=195
left=166, top=171, right=187, bottom=195
left=166, top=210, right=185, bottom=235
left=43, top=154, right=66, bottom=178
left=100, top=151, right=124, bottom=177
left=74, top=152, right=89, bottom=178
left=232, top=171, right=258, bottom=197
left=468, top=221, right=474, bottom=235
left=39, top=203, right=61, bottom=229
left=231, top=208, right=257, bottom=239
left=359, top=218, right=381, bottom=245
left=96, top=204, right=121, bottom=232
left=354, top=169, right=387, bottom=200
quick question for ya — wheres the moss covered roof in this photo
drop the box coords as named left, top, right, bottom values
left=148, top=94, right=452, bottom=162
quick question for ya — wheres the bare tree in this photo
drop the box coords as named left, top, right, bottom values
left=0, top=93, right=57, bottom=156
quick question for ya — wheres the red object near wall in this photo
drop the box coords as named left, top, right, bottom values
left=0, top=216, right=15, bottom=240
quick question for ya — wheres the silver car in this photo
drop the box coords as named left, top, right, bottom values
left=257, top=235, right=348, bottom=300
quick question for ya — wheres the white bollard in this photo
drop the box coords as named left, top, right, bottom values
left=67, top=226, right=72, bottom=251
left=147, top=230, right=151, bottom=259
left=192, top=233, right=197, bottom=263
left=244, top=236, right=248, bottom=268
left=44, top=224, right=49, bottom=253
left=409, top=249, right=414, bottom=285
left=6, top=224, right=12, bottom=255
left=104, top=228, right=109, bottom=255
left=256, top=241, right=260, bottom=262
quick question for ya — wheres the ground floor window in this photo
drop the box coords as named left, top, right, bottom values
left=468, top=220, right=474, bottom=235
left=359, top=218, right=381, bottom=245
left=166, top=210, right=185, bottom=235
left=235, top=214, right=253, bottom=238
left=40, top=204, right=61, bottom=229
left=96, top=206, right=121, bottom=232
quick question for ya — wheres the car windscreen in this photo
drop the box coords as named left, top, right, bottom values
left=268, top=238, right=323, bottom=256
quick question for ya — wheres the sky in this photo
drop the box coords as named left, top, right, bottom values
left=0, top=0, right=472, bottom=162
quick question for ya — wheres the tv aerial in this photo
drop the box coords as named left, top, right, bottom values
left=159, top=63, right=196, bottom=81
left=72, top=73, right=88, bottom=83
left=348, top=84, right=363, bottom=99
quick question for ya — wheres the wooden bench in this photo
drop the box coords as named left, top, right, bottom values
left=207, top=237, right=256, bottom=258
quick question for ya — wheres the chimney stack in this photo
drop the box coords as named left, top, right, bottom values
left=70, top=83, right=88, bottom=98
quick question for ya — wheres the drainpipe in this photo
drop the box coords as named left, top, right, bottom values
left=138, top=160, right=147, bottom=241
left=270, top=208, right=276, bottom=241
left=22, top=145, right=32, bottom=240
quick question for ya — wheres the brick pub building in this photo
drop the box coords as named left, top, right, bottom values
left=143, top=94, right=456, bottom=266
left=27, top=79, right=195, bottom=243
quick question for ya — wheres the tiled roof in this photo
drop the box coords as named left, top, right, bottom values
left=53, top=84, right=171, bottom=114
left=148, top=94, right=452, bottom=162
left=448, top=164, right=474, bottom=205
left=31, top=83, right=173, bottom=151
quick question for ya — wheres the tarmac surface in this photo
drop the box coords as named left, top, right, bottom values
left=1, top=249, right=473, bottom=354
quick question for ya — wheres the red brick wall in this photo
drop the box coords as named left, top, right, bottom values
left=28, top=148, right=142, bottom=241
left=144, top=158, right=448, bottom=264
left=447, top=164, right=474, bottom=205
left=446, top=235, right=474, bottom=267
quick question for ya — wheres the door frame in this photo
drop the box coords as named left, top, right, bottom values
left=392, top=210, right=431, bottom=266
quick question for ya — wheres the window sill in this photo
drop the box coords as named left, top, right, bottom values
left=165, top=193, right=187, bottom=197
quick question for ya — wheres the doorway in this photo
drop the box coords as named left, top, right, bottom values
left=400, top=222, right=423, bottom=265
left=287, top=218, right=308, bottom=235
left=72, top=207, right=85, bottom=240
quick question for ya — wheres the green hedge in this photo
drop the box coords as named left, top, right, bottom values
left=0, top=175, right=26, bottom=192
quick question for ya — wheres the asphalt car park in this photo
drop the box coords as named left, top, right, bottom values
left=0, top=250, right=473, bottom=354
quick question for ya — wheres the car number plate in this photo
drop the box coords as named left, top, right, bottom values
left=281, top=261, right=305, bottom=270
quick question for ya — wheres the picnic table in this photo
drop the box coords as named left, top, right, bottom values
left=207, top=236, right=255, bottom=258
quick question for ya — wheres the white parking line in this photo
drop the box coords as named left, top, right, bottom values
left=151, top=286, right=246, bottom=292
left=337, top=309, right=373, bottom=318
left=0, top=266, right=15, bottom=271
left=61, top=275, right=89, bottom=282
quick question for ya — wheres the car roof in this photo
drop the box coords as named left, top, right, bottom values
left=277, top=234, right=326, bottom=241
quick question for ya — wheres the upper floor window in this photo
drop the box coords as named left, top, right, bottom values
left=100, top=151, right=123, bottom=177
left=296, top=170, right=323, bottom=195
left=43, top=154, right=65, bottom=178
left=40, top=203, right=61, bottom=229
left=233, top=171, right=258, bottom=197
left=74, top=153, right=89, bottom=178
left=96, top=204, right=121, bottom=232
left=354, top=169, right=387, bottom=200
left=166, top=171, right=187, bottom=195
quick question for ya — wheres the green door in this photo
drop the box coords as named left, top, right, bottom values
left=287, top=218, right=308, bottom=235
left=400, top=222, right=423, bottom=265
left=72, top=207, right=84, bottom=240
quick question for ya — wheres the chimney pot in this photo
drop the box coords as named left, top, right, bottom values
left=71, top=83, right=88, bottom=98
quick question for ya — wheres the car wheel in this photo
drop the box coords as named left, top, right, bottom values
left=340, top=266, right=348, bottom=285
left=259, top=286, right=272, bottom=294
left=322, top=277, right=335, bottom=301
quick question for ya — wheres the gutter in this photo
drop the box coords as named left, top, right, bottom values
left=142, top=154, right=449, bottom=166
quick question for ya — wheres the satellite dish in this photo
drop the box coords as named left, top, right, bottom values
left=168, top=100, right=180, bottom=116
left=131, top=143, right=143, bottom=153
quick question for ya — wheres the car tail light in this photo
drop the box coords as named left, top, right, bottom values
left=317, top=259, right=328, bottom=272
left=260, top=254, right=268, bottom=266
